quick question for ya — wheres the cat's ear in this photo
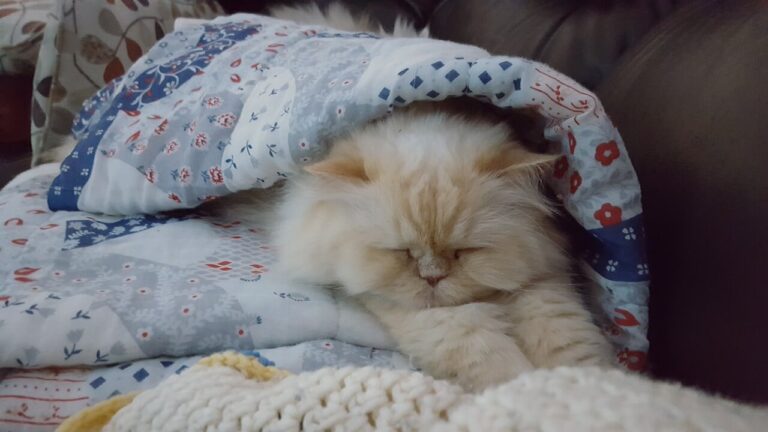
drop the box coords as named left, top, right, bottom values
left=304, top=144, right=369, bottom=182
left=475, top=147, right=559, bottom=177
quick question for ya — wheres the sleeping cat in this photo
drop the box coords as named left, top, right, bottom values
left=269, top=109, right=613, bottom=390
left=266, top=4, right=613, bottom=391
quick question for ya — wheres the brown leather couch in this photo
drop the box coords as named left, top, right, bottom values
left=2, top=0, right=766, bottom=404
left=0, top=74, right=33, bottom=186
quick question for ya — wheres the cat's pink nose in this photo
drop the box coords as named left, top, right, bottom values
left=423, top=275, right=446, bottom=287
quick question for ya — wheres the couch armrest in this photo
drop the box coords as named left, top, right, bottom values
left=597, top=0, right=768, bottom=403
left=429, top=0, right=678, bottom=89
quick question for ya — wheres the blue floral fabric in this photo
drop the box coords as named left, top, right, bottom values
left=63, top=215, right=196, bottom=250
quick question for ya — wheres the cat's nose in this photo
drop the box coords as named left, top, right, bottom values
left=422, top=275, right=446, bottom=287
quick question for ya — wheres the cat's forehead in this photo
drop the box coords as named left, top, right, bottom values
left=383, top=171, right=480, bottom=246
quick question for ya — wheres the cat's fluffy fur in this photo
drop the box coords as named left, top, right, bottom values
left=272, top=108, right=613, bottom=390
left=268, top=3, right=613, bottom=391
left=269, top=2, right=428, bottom=38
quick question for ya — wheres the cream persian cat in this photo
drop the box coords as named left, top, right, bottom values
left=266, top=3, right=613, bottom=391
left=271, top=106, right=612, bottom=390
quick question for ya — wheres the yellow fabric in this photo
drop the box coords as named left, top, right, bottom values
left=56, top=392, right=138, bottom=432
left=55, top=351, right=288, bottom=432
left=197, top=351, right=289, bottom=381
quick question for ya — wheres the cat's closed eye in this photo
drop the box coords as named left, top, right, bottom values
left=387, top=248, right=413, bottom=258
left=388, top=248, right=484, bottom=260
left=453, top=248, right=483, bottom=259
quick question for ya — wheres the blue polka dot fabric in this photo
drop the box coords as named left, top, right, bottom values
left=48, top=14, right=650, bottom=370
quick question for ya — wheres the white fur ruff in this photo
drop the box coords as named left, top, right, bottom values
left=269, top=2, right=428, bottom=38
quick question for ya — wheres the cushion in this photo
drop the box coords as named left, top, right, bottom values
left=47, top=14, right=651, bottom=370
left=30, top=0, right=225, bottom=165
left=0, top=0, right=53, bottom=75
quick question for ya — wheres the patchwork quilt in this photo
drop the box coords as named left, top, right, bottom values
left=45, top=13, right=650, bottom=367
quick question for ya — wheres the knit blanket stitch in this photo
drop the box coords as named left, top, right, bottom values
left=58, top=352, right=768, bottom=432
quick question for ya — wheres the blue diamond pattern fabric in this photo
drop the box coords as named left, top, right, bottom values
left=90, top=376, right=106, bottom=389
left=478, top=71, right=492, bottom=84
left=133, top=368, right=149, bottom=382
left=445, top=69, right=459, bottom=82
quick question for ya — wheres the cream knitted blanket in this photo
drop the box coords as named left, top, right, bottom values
left=58, top=352, right=768, bottom=432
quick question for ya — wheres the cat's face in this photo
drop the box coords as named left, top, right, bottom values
left=300, top=112, right=567, bottom=308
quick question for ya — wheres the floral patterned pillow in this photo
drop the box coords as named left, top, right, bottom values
left=0, top=0, right=54, bottom=75
left=30, top=0, right=224, bottom=165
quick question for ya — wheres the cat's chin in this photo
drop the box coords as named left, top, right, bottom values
left=411, top=288, right=448, bottom=309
